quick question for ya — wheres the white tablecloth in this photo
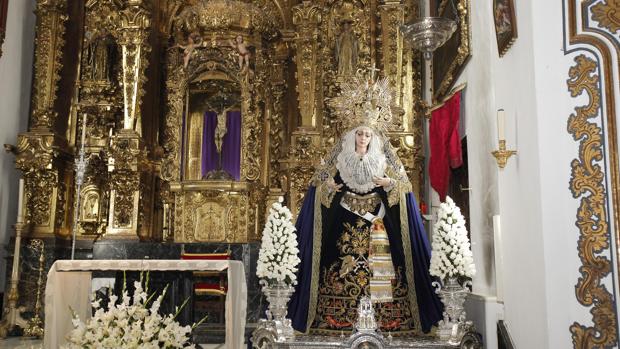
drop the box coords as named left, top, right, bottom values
left=44, top=259, right=246, bottom=349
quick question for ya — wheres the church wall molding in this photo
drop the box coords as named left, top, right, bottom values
left=563, top=0, right=620, bottom=347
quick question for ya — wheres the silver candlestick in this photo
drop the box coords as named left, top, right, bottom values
left=71, top=115, right=90, bottom=260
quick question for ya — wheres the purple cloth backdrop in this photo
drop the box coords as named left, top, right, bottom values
left=201, top=111, right=241, bottom=180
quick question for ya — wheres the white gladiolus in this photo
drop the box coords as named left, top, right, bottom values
left=256, top=197, right=301, bottom=286
left=63, top=274, right=201, bottom=349
left=429, top=196, right=476, bottom=281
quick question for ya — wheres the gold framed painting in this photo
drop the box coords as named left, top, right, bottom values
left=493, top=0, right=517, bottom=57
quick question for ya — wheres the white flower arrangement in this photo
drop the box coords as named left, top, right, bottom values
left=429, top=196, right=476, bottom=281
left=64, top=273, right=205, bottom=349
left=256, top=197, right=301, bottom=286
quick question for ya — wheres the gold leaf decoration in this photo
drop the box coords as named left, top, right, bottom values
left=567, top=54, right=618, bottom=348
left=592, top=0, right=620, bottom=33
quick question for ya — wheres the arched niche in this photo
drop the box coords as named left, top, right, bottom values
left=163, top=43, right=266, bottom=243
left=184, top=76, right=242, bottom=181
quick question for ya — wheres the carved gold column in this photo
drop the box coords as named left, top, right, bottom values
left=292, top=1, right=322, bottom=129
left=106, top=0, right=152, bottom=239
left=12, top=0, right=71, bottom=238
left=288, top=2, right=324, bottom=217
left=31, top=0, right=67, bottom=130
left=379, top=0, right=404, bottom=107
left=14, top=134, right=71, bottom=238
left=113, top=0, right=150, bottom=134
left=268, top=54, right=288, bottom=192
left=107, top=131, right=147, bottom=239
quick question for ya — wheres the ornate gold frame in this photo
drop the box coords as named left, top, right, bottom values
left=493, top=0, right=517, bottom=57
left=431, top=0, right=471, bottom=101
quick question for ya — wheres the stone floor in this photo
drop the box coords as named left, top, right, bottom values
left=0, top=338, right=229, bottom=348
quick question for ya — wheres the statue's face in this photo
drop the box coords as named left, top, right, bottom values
left=355, top=127, right=373, bottom=151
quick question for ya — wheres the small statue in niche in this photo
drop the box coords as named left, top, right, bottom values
left=335, top=20, right=358, bottom=77
left=86, top=37, right=112, bottom=81
left=229, top=35, right=251, bottom=72
left=83, top=193, right=99, bottom=220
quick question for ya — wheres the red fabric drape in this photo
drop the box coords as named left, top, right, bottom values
left=429, top=91, right=463, bottom=201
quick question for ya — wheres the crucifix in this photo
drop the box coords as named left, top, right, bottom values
left=368, top=63, right=380, bottom=82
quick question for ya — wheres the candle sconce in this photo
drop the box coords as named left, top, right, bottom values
left=492, top=139, right=517, bottom=169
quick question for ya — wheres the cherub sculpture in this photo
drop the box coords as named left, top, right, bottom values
left=229, top=35, right=251, bottom=71
left=172, top=33, right=204, bottom=69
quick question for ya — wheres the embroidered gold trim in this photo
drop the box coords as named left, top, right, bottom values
left=319, top=181, right=336, bottom=208
left=342, top=191, right=381, bottom=215
left=306, top=184, right=324, bottom=333
left=399, top=191, right=422, bottom=333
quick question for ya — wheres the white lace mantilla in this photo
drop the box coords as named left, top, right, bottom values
left=336, top=127, right=387, bottom=193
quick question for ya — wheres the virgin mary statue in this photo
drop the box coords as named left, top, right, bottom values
left=288, top=74, right=443, bottom=335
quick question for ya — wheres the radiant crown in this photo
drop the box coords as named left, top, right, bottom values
left=328, top=68, right=395, bottom=133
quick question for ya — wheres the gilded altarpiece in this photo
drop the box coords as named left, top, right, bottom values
left=9, top=0, right=425, bottom=245
left=2, top=0, right=430, bottom=332
left=162, top=0, right=287, bottom=243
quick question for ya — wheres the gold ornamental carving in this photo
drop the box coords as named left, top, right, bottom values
left=160, top=1, right=283, bottom=243
left=567, top=55, right=617, bottom=348
left=284, top=132, right=322, bottom=217
left=107, top=130, right=147, bottom=238
left=12, top=0, right=429, bottom=244
left=31, top=0, right=68, bottom=129
left=109, top=172, right=139, bottom=230
left=110, top=0, right=151, bottom=133
left=171, top=182, right=250, bottom=243
left=12, top=131, right=71, bottom=238
left=268, top=60, right=288, bottom=190
left=14, top=133, right=58, bottom=172
left=292, top=1, right=322, bottom=129
left=379, top=1, right=405, bottom=106
left=432, top=0, right=471, bottom=101
left=170, top=0, right=282, bottom=37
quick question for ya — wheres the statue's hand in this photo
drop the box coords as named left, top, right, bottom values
left=327, top=178, right=343, bottom=193
left=373, top=176, right=394, bottom=188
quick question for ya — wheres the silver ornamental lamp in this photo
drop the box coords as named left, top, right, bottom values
left=400, top=0, right=458, bottom=60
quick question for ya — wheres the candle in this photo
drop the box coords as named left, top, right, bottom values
left=81, top=113, right=87, bottom=146
left=163, top=203, right=168, bottom=229
left=497, top=109, right=506, bottom=141
left=255, top=206, right=259, bottom=237
left=17, top=178, right=24, bottom=223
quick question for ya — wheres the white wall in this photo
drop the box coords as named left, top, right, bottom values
left=0, top=0, right=36, bottom=290
left=452, top=0, right=601, bottom=348
left=451, top=0, right=504, bottom=347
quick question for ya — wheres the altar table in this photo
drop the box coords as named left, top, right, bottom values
left=43, top=259, right=246, bottom=349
